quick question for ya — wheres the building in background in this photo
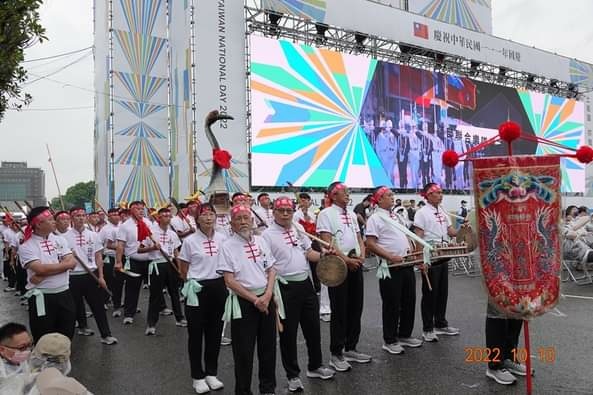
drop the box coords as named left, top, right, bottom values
left=0, top=162, right=46, bottom=208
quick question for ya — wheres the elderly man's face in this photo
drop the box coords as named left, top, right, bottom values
left=231, top=212, right=253, bottom=238
left=332, top=186, right=350, bottom=206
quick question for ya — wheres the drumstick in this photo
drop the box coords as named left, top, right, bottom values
left=274, top=299, right=284, bottom=333
left=386, top=261, right=415, bottom=269
left=422, top=268, right=432, bottom=291
left=292, top=224, right=332, bottom=248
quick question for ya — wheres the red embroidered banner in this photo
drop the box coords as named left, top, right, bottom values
left=473, top=155, right=561, bottom=319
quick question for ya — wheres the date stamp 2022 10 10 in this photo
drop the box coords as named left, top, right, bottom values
left=464, top=347, right=556, bottom=364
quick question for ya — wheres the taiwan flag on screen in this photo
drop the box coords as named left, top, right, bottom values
left=446, top=76, right=476, bottom=109
left=414, top=22, right=428, bottom=39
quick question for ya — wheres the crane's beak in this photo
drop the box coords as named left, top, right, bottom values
left=217, top=114, right=234, bottom=121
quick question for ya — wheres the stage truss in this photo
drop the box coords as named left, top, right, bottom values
left=244, top=3, right=582, bottom=101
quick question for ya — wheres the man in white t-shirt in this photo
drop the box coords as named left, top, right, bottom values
left=365, top=187, right=423, bottom=355
left=171, top=203, right=195, bottom=240
left=115, top=201, right=159, bottom=324
left=316, top=182, right=370, bottom=372
left=145, top=208, right=186, bottom=335
left=252, top=193, right=274, bottom=231
left=217, top=205, right=278, bottom=395
left=413, top=183, right=461, bottom=343
left=262, top=197, right=335, bottom=392
left=64, top=207, right=117, bottom=345
left=98, top=208, right=124, bottom=314
left=17, top=207, right=77, bottom=342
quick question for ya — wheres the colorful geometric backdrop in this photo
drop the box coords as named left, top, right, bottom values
left=518, top=91, right=585, bottom=192
left=409, top=0, right=492, bottom=33
left=111, top=0, right=168, bottom=207
left=250, top=35, right=391, bottom=188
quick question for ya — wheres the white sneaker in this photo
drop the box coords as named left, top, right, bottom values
left=220, top=336, right=231, bottom=346
left=329, top=354, right=351, bottom=372
left=320, top=313, right=331, bottom=322
left=287, top=377, right=304, bottom=392
left=145, top=327, right=156, bottom=336
left=398, top=337, right=423, bottom=348
left=176, top=319, right=188, bottom=327
left=123, top=317, right=134, bottom=325
left=101, top=336, right=118, bottom=345
left=434, top=326, right=460, bottom=336
left=382, top=343, right=404, bottom=355
left=205, top=376, right=223, bottom=390
left=160, top=308, right=173, bottom=316
left=112, top=309, right=122, bottom=318
left=306, top=367, right=335, bottom=380
left=486, top=368, right=517, bottom=385
left=422, top=331, right=439, bottom=342
left=77, top=328, right=94, bottom=336
left=343, top=349, right=372, bottom=363
left=503, top=359, right=531, bottom=376
left=192, top=379, right=210, bottom=394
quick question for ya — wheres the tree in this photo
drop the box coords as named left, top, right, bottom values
left=49, top=181, right=95, bottom=211
left=0, top=0, right=46, bottom=121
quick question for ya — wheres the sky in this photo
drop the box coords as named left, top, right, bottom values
left=0, top=0, right=592, bottom=200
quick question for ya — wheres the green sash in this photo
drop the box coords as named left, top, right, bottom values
left=181, top=279, right=203, bottom=307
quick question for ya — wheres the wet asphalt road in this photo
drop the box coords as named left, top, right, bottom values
left=2, top=261, right=593, bottom=395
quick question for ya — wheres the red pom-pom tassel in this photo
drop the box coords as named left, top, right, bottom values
left=576, top=146, right=593, bottom=164
left=442, top=150, right=459, bottom=168
left=499, top=121, right=521, bottom=143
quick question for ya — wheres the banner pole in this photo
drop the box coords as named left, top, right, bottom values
left=524, top=320, right=532, bottom=395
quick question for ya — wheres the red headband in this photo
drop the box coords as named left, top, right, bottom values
left=230, top=205, right=251, bottom=218
left=198, top=205, right=215, bottom=215
left=371, top=186, right=390, bottom=205
left=329, top=183, right=346, bottom=198
left=421, top=184, right=442, bottom=198
left=273, top=197, right=294, bottom=210
left=23, top=210, right=53, bottom=242
left=55, top=212, right=70, bottom=220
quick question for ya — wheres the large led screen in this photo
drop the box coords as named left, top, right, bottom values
left=250, top=36, right=585, bottom=192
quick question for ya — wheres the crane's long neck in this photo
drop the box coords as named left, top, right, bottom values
left=205, top=120, right=220, bottom=150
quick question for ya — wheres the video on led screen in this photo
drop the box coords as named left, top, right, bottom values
left=250, top=35, right=585, bottom=192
